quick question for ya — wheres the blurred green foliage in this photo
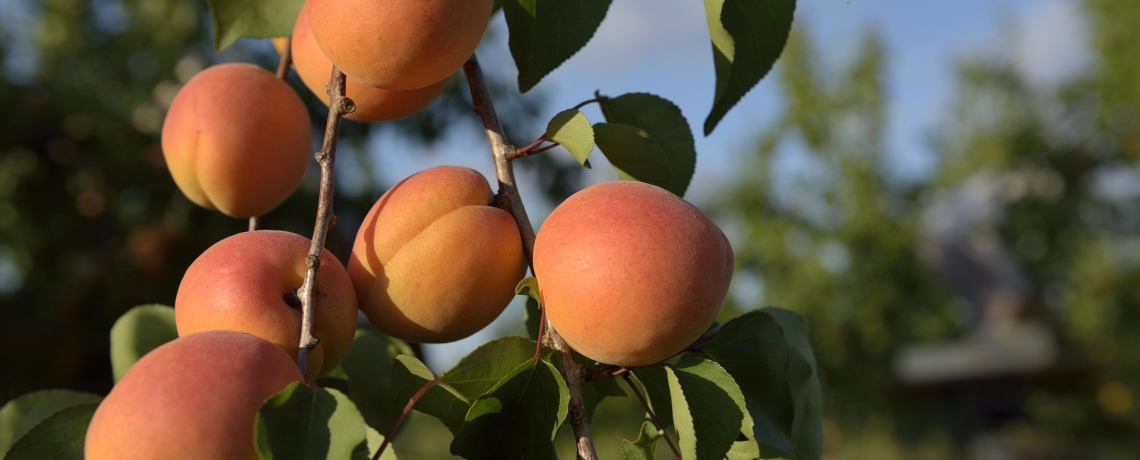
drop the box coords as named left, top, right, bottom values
left=717, top=0, right=1140, bottom=457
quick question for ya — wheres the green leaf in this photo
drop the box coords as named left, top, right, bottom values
left=594, top=123, right=679, bottom=194
left=206, top=0, right=304, bottom=51
left=600, top=93, right=696, bottom=196
left=628, top=367, right=673, bottom=429
left=702, top=0, right=796, bottom=135
left=254, top=383, right=368, bottom=460
left=0, top=390, right=102, bottom=455
left=620, top=421, right=661, bottom=460
left=337, top=329, right=414, bottom=433
left=350, top=426, right=397, bottom=460
left=524, top=297, right=542, bottom=341
left=666, top=357, right=745, bottom=460
left=515, top=276, right=541, bottom=303
left=3, top=403, right=98, bottom=460
left=545, top=109, right=594, bottom=166
left=502, top=0, right=613, bottom=92
left=450, top=359, right=569, bottom=460
left=701, top=309, right=823, bottom=460
left=389, top=355, right=469, bottom=435
left=109, top=304, right=177, bottom=383
left=440, top=336, right=538, bottom=401
left=579, top=376, right=625, bottom=421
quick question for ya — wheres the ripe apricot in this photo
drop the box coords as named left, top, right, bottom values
left=161, top=63, right=311, bottom=218
left=85, top=331, right=303, bottom=460
left=175, top=230, right=358, bottom=381
left=348, top=166, right=526, bottom=343
left=307, top=0, right=492, bottom=90
left=291, top=3, right=447, bottom=122
left=533, top=181, right=734, bottom=366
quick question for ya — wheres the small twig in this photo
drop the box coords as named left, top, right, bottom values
left=572, top=97, right=605, bottom=111
left=295, top=65, right=354, bottom=379
left=373, top=377, right=440, bottom=460
left=622, top=374, right=679, bottom=459
left=534, top=304, right=547, bottom=359
left=275, top=37, right=292, bottom=80
left=463, top=54, right=597, bottom=460
left=583, top=365, right=629, bottom=382
left=516, top=136, right=549, bottom=156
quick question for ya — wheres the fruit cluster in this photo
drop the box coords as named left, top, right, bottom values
left=85, top=2, right=735, bottom=458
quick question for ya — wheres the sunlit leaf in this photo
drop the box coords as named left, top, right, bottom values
left=109, top=304, right=177, bottom=382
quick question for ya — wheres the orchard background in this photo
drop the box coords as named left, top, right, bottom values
left=1, top=0, right=1139, bottom=459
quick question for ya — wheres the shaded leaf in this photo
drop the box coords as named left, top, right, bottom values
left=628, top=367, right=673, bottom=429
left=0, top=390, right=101, bottom=455
left=206, top=0, right=304, bottom=50
left=600, top=93, right=696, bottom=196
left=702, top=309, right=822, bottom=460
left=3, top=403, right=98, bottom=460
left=450, top=359, right=568, bottom=460
left=524, top=297, right=542, bottom=341
left=389, top=355, right=469, bottom=435
left=110, top=304, right=177, bottom=382
left=621, top=421, right=661, bottom=460
left=702, top=0, right=796, bottom=134
left=502, top=0, right=612, bottom=92
left=337, top=329, right=414, bottom=433
left=350, top=426, right=397, bottom=460
left=515, top=276, right=541, bottom=303
left=667, top=357, right=745, bottom=460
left=580, top=376, right=624, bottom=421
left=593, top=123, right=675, bottom=194
left=545, top=109, right=594, bottom=166
left=254, top=383, right=367, bottom=460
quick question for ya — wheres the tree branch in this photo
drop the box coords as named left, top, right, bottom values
left=295, top=65, right=355, bottom=379
left=462, top=54, right=598, bottom=460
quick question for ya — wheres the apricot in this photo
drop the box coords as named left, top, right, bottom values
left=85, top=330, right=303, bottom=460
left=348, top=166, right=526, bottom=343
left=175, top=230, right=358, bottom=381
left=291, top=3, right=447, bottom=122
left=307, top=0, right=492, bottom=90
left=533, top=181, right=734, bottom=367
left=161, top=63, right=311, bottom=218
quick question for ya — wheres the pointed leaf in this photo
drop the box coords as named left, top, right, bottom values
left=702, top=0, right=796, bottom=134
left=0, top=390, right=101, bottom=454
left=390, top=355, right=470, bottom=434
left=450, top=359, right=569, bottom=460
left=620, top=421, right=662, bottom=460
left=600, top=93, right=696, bottom=196
left=702, top=308, right=823, bottom=460
left=254, top=383, right=368, bottom=460
left=515, top=276, right=541, bottom=303
left=336, top=329, right=414, bottom=433
left=110, top=304, right=177, bottom=382
left=667, top=357, right=745, bottom=460
left=502, top=0, right=613, bottom=92
left=206, top=0, right=305, bottom=51
left=594, top=123, right=677, bottom=194
left=3, top=403, right=98, bottom=460
left=440, top=336, right=538, bottom=400
left=545, top=109, right=594, bottom=166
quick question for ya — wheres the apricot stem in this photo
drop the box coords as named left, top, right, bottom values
left=621, top=374, right=680, bottom=459
left=373, top=377, right=440, bottom=460
left=248, top=215, right=260, bottom=231
left=295, top=65, right=354, bottom=380
left=275, top=37, right=292, bottom=80
left=463, top=54, right=598, bottom=460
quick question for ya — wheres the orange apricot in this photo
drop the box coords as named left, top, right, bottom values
left=175, top=230, right=358, bottom=381
left=85, top=331, right=303, bottom=460
left=307, top=0, right=492, bottom=90
left=348, top=166, right=526, bottom=343
left=161, top=63, right=311, bottom=218
left=291, top=3, right=447, bottom=122
left=533, top=181, right=735, bottom=366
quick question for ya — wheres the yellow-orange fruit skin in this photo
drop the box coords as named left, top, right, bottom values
left=84, top=331, right=303, bottom=460
left=161, top=63, right=311, bottom=218
left=533, top=181, right=735, bottom=367
left=348, top=166, right=526, bottom=343
left=308, top=0, right=492, bottom=90
left=291, top=4, right=446, bottom=122
left=175, top=230, right=358, bottom=381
